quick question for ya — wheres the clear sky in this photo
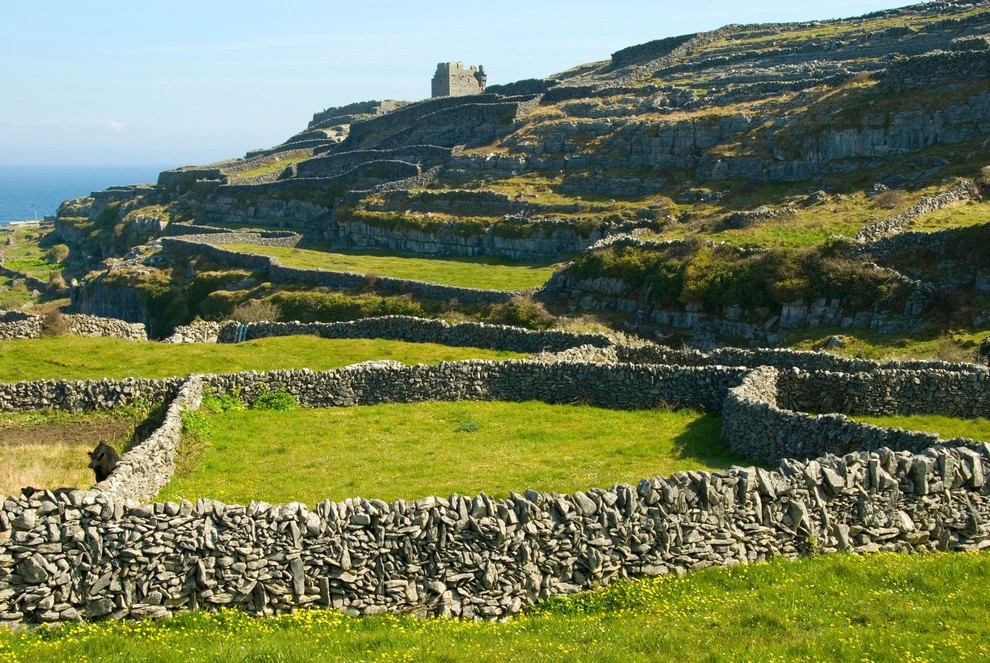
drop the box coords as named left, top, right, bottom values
left=0, top=0, right=913, bottom=168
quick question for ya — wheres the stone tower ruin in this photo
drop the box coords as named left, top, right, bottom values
left=431, top=62, right=486, bottom=98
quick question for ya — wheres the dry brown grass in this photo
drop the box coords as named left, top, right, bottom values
left=0, top=441, right=94, bottom=497
left=0, top=410, right=143, bottom=496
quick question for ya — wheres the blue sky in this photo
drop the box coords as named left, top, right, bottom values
left=0, top=0, right=911, bottom=167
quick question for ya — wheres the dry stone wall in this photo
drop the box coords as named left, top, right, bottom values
left=0, top=376, right=180, bottom=414
left=853, top=180, right=979, bottom=242
left=0, top=312, right=147, bottom=342
left=2, top=318, right=990, bottom=624
left=95, top=378, right=203, bottom=505
left=1, top=357, right=989, bottom=623
left=206, top=314, right=983, bottom=375
left=721, top=366, right=990, bottom=465
left=216, top=317, right=611, bottom=354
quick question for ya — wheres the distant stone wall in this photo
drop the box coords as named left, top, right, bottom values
left=197, top=360, right=743, bottom=413
left=163, top=321, right=226, bottom=344
left=0, top=312, right=147, bottom=342
left=215, top=316, right=611, bottom=353
left=614, top=342, right=986, bottom=375
left=853, top=180, right=979, bottom=242
left=198, top=313, right=984, bottom=376
left=882, top=48, right=990, bottom=90
left=294, top=146, right=453, bottom=180
left=324, top=215, right=606, bottom=261
left=160, top=234, right=521, bottom=305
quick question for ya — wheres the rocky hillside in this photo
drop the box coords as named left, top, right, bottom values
left=47, top=0, right=990, bottom=344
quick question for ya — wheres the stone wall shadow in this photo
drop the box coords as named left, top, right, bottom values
left=670, top=413, right=768, bottom=469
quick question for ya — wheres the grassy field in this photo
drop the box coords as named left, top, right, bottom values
left=909, top=199, right=990, bottom=231
left=0, top=224, right=61, bottom=281
left=159, top=403, right=732, bottom=505
left=0, top=336, right=526, bottom=382
left=0, top=408, right=147, bottom=496
left=2, top=551, right=986, bottom=662
left=851, top=414, right=990, bottom=443
left=0, top=274, right=35, bottom=309
left=229, top=154, right=310, bottom=182
left=784, top=328, right=990, bottom=363
left=219, top=244, right=561, bottom=291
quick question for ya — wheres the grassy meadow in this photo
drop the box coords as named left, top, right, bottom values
left=219, top=244, right=561, bottom=291
left=783, top=328, right=990, bottom=364
left=851, top=414, right=990, bottom=443
left=159, top=402, right=732, bottom=505
left=2, top=551, right=987, bottom=662
left=0, top=336, right=526, bottom=382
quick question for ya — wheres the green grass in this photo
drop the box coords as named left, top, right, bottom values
left=0, top=225, right=60, bottom=279
left=0, top=336, right=526, bottom=382
left=219, top=244, right=561, bottom=291
left=3, top=551, right=987, bottom=662
left=784, top=328, right=990, bottom=363
left=229, top=154, right=310, bottom=182
left=851, top=414, right=990, bottom=443
left=0, top=274, right=35, bottom=309
left=159, top=403, right=732, bottom=505
left=909, top=199, right=990, bottom=232
left=664, top=189, right=928, bottom=249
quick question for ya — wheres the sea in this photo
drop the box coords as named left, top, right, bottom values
left=0, top=165, right=173, bottom=225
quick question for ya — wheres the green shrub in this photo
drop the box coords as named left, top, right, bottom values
left=230, top=299, right=281, bottom=323
left=266, top=290, right=426, bottom=323
left=45, top=244, right=70, bottom=264
left=565, top=240, right=908, bottom=313
left=39, top=309, right=70, bottom=337
left=484, top=294, right=555, bottom=329
left=251, top=388, right=299, bottom=411
left=201, top=388, right=246, bottom=414
left=180, top=410, right=214, bottom=439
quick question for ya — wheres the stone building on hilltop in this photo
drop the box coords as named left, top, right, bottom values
left=431, top=62, right=486, bottom=98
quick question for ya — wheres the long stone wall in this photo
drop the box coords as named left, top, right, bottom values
left=0, top=376, right=180, bottom=413
left=0, top=312, right=148, bottom=342
left=204, top=314, right=985, bottom=375
left=853, top=179, right=979, bottom=243
left=1, top=355, right=989, bottom=623
left=160, top=234, right=521, bottom=305
left=215, top=317, right=612, bottom=354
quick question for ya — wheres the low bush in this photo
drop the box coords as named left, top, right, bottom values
left=265, top=290, right=426, bottom=323
left=250, top=388, right=299, bottom=411
left=200, top=388, right=246, bottom=414
left=230, top=299, right=281, bottom=323
left=44, top=244, right=70, bottom=264
left=39, top=310, right=70, bottom=337
left=566, top=239, right=907, bottom=312
left=873, top=189, right=906, bottom=210
left=483, top=294, right=556, bottom=329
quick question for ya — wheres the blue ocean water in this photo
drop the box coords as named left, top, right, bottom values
left=0, top=165, right=172, bottom=224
